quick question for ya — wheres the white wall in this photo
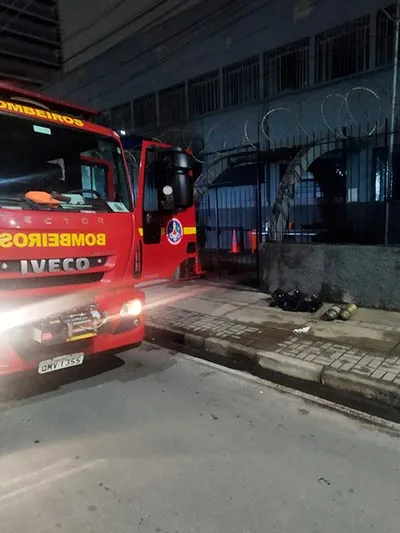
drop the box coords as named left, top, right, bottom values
left=57, top=0, right=203, bottom=71
left=48, top=0, right=258, bottom=105
left=47, top=0, right=390, bottom=106
left=47, top=0, right=397, bottom=163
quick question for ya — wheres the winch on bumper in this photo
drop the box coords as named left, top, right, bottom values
left=32, top=299, right=142, bottom=345
left=33, top=305, right=105, bottom=345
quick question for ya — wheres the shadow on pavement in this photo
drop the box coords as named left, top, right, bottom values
left=0, top=343, right=177, bottom=412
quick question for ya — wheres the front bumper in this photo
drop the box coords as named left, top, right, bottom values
left=0, top=287, right=145, bottom=376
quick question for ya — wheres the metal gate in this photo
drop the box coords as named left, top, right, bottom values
left=196, top=145, right=263, bottom=285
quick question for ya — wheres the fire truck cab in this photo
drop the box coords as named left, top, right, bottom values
left=0, top=83, right=195, bottom=377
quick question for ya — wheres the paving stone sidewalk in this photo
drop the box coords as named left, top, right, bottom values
left=143, top=280, right=400, bottom=407
left=147, top=305, right=400, bottom=387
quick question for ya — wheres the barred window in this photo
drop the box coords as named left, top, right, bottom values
left=223, top=56, right=259, bottom=108
left=264, top=39, right=309, bottom=96
left=188, top=70, right=220, bottom=118
left=376, top=5, right=400, bottom=67
left=315, top=16, right=370, bottom=84
left=133, top=93, right=157, bottom=130
left=159, top=83, right=186, bottom=125
left=110, top=102, right=132, bottom=132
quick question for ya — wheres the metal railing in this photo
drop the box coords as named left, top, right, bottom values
left=196, top=120, right=400, bottom=278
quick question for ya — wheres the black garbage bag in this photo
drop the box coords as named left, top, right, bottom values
left=269, top=288, right=322, bottom=313
left=300, top=294, right=323, bottom=313
left=269, top=288, right=286, bottom=308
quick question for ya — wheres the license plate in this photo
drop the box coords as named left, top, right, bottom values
left=38, top=353, right=84, bottom=375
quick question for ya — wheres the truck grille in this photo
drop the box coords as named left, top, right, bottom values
left=0, top=273, right=103, bottom=290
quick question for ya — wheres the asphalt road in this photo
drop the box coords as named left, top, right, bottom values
left=0, top=343, right=399, bottom=533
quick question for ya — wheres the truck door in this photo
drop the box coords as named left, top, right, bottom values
left=126, top=140, right=196, bottom=282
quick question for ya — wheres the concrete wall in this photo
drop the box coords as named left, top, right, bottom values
left=46, top=0, right=392, bottom=125
left=46, top=0, right=248, bottom=104
left=57, top=0, right=202, bottom=72
left=259, top=243, right=400, bottom=310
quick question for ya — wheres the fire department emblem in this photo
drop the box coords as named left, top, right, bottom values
left=166, top=218, right=183, bottom=245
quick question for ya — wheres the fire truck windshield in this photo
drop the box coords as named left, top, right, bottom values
left=0, top=113, right=131, bottom=212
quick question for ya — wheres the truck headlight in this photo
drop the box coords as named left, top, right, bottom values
left=120, top=299, right=142, bottom=317
left=0, top=310, right=24, bottom=334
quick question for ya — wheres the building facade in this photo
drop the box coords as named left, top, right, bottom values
left=0, top=0, right=62, bottom=87
left=45, top=0, right=400, bottom=307
left=44, top=0, right=396, bottom=140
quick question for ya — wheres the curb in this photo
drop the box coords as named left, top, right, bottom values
left=321, top=369, right=400, bottom=409
left=145, top=324, right=400, bottom=410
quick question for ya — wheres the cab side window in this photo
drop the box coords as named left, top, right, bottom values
left=125, top=148, right=141, bottom=204
left=143, top=150, right=159, bottom=212
left=81, top=164, right=107, bottom=198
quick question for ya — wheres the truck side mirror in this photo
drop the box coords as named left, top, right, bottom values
left=171, top=148, right=194, bottom=209
left=151, top=147, right=195, bottom=211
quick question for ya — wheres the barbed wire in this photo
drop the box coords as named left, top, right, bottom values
left=128, top=81, right=392, bottom=168
left=122, top=79, right=394, bottom=208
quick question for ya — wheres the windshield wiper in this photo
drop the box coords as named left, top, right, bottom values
left=0, top=195, right=113, bottom=213
left=59, top=197, right=113, bottom=213
left=0, top=195, right=43, bottom=210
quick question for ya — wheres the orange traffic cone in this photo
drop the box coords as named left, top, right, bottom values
left=248, top=229, right=257, bottom=254
left=194, top=256, right=205, bottom=276
left=229, top=229, right=240, bottom=254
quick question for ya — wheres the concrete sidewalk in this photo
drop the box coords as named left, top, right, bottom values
left=143, top=279, right=400, bottom=408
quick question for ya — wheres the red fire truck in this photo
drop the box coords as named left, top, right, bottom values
left=0, top=83, right=195, bottom=376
